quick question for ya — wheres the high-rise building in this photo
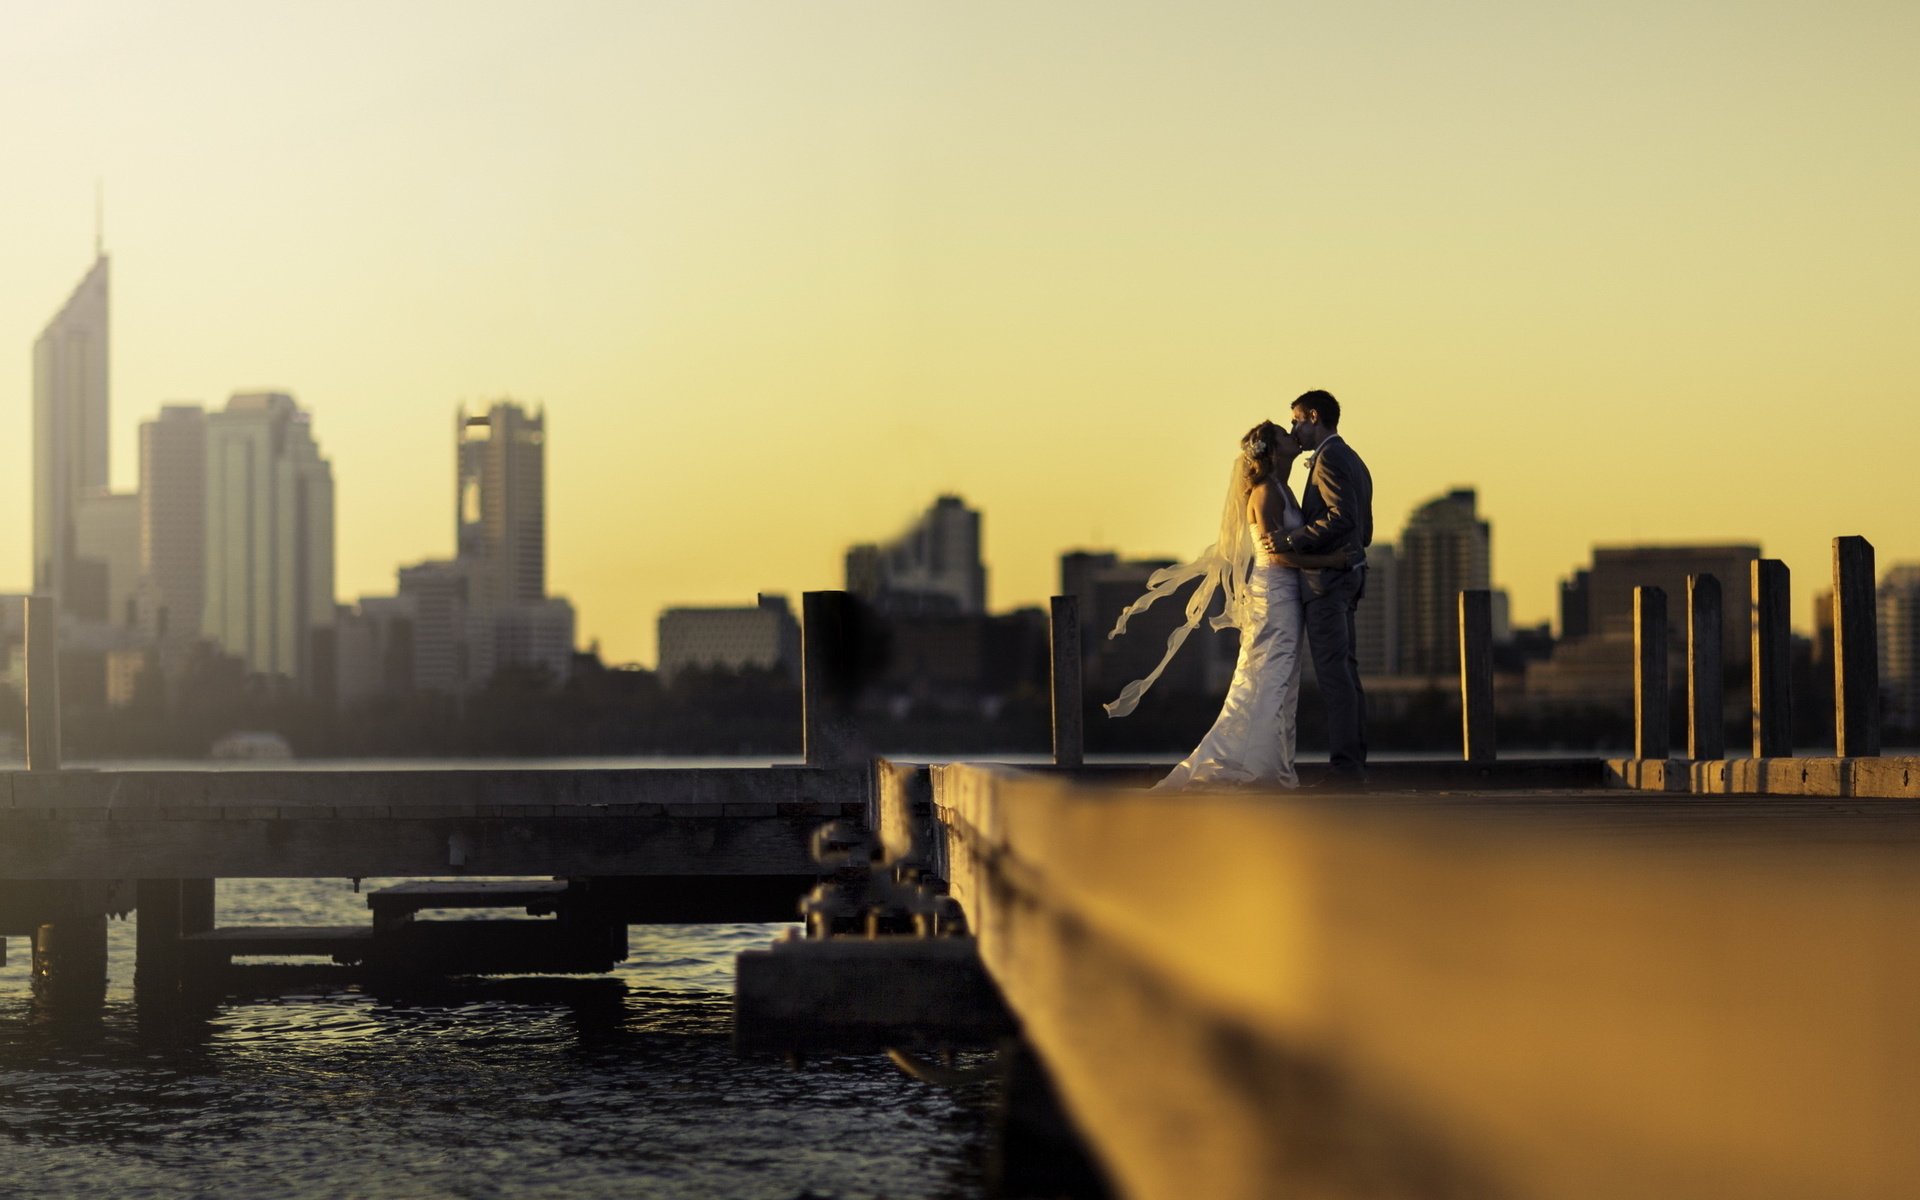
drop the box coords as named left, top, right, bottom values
left=203, top=393, right=336, bottom=685
left=1881, top=565, right=1920, bottom=730
left=452, top=402, right=573, bottom=684
left=139, top=404, right=208, bottom=644
left=846, top=496, right=987, bottom=615
left=75, top=489, right=139, bottom=628
left=33, top=254, right=111, bottom=615
left=457, top=402, right=546, bottom=608
left=397, top=560, right=473, bottom=694
left=1559, top=569, right=1592, bottom=640
left=1396, top=489, right=1491, bottom=677
left=1355, top=542, right=1398, bottom=676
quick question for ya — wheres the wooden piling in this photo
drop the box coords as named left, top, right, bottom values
left=1751, top=559, right=1792, bottom=758
left=1458, top=590, right=1495, bottom=763
left=25, top=596, right=60, bottom=771
left=136, top=880, right=186, bottom=996
left=1048, top=597, right=1083, bottom=768
left=32, top=915, right=108, bottom=1010
left=1686, top=575, right=1725, bottom=762
left=1833, top=536, right=1880, bottom=758
left=801, top=591, right=863, bottom=768
left=1635, top=586, right=1670, bottom=761
left=182, top=879, right=216, bottom=937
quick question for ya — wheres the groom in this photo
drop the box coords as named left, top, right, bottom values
left=1261, top=389, right=1373, bottom=786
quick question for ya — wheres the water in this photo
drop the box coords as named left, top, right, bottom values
left=0, top=878, right=997, bottom=1199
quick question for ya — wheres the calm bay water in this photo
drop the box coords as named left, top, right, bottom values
left=0, top=755, right=1003, bottom=1198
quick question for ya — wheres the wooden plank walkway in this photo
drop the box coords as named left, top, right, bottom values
left=927, top=763, right=1920, bottom=1200
left=0, top=766, right=867, bottom=880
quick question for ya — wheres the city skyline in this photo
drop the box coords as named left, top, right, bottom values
left=4, top=2, right=1917, bottom=666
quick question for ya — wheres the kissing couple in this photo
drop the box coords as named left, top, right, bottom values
left=1104, top=389, right=1374, bottom=791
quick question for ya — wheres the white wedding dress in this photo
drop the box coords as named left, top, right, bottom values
left=1153, top=499, right=1306, bottom=791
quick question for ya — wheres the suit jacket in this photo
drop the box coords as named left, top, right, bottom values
left=1293, top=435, right=1373, bottom=566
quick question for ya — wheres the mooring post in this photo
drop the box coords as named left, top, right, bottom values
left=1751, top=559, right=1793, bottom=758
left=801, top=591, right=863, bottom=767
left=1833, top=536, right=1881, bottom=758
left=1458, top=590, right=1495, bottom=762
left=135, top=880, right=186, bottom=997
left=1634, top=586, right=1670, bottom=761
left=32, top=915, right=108, bottom=1012
left=25, top=595, right=60, bottom=771
left=1686, top=574, right=1725, bottom=762
left=1048, top=596, right=1084, bottom=768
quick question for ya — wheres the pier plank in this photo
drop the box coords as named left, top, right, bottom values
left=933, top=765, right=1920, bottom=1200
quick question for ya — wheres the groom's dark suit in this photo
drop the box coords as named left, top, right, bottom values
left=1285, top=434, right=1373, bottom=778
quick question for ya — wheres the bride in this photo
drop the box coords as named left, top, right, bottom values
left=1104, top=420, right=1351, bottom=790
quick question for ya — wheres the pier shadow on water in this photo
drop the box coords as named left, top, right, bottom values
left=0, top=880, right=995, bottom=1200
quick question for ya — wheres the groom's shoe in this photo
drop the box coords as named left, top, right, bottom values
left=1299, top=769, right=1369, bottom=792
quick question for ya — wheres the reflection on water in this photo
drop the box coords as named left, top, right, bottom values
left=0, top=880, right=994, bottom=1199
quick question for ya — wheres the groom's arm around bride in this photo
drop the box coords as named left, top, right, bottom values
left=1262, top=390, right=1373, bottom=783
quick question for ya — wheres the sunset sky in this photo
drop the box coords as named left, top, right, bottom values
left=3, top=0, right=1916, bottom=665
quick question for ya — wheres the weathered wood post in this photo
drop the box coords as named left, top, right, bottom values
left=135, top=879, right=186, bottom=997
left=1833, top=536, right=1881, bottom=758
left=801, top=591, right=863, bottom=767
left=1686, top=574, right=1725, bottom=761
left=1751, top=559, right=1792, bottom=758
left=24, top=597, right=106, bottom=1010
left=1048, top=596, right=1083, bottom=768
left=31, top=916, right=108, bottom=1011
left=1458, top=590, right=1496, bottom=762
left=1634, top=586, right=1670, bottom=761
left=25, top=595, right=60, bottom=771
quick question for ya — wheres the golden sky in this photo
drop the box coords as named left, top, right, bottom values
left=4, top=0, right=1917, bottom=665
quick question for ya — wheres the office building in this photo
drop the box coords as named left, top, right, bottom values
left=139, top=404, right=208, bottom=643
left=457, top=402, right=546, bottom=608
left=33, top=253, right=111, bottom=617
left=75, top=489, right=138, bottom=628
left=1586, top=544, right=1759, bottom=666
left=203, top=393, right=336, bottom=686
left=1882, top=565, right=1920, bottom=730
left=1396, top=489, right=1491, bottom=677
left=1355, top=542, right=1399, bottom=676
left=657, top=595, right=798, bottom=685
left=846, top=495, right=987, bottom=615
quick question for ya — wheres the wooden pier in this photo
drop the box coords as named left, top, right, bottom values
left=8, top=534, right=1920, bottom=1196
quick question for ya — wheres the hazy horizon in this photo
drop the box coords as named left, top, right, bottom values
left=5, top=0, right=1916, bottom=665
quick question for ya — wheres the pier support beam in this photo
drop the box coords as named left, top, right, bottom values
left=136, top=880, right=186, bottom=997
left=1458, top=590, right=1495, bottom=763
left=1833, top=536, right=1880, bottom=758
left=31, top=915, right=108, bottom=1012
left=1634, top=586, right=1669, bottom=761
left=1751, top=560, right=1792, bottom=758
left=1049, top=597, right=1084, bottom=768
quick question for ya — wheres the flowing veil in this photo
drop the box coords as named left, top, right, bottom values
left=1103, top=457, right=1256, bottom=718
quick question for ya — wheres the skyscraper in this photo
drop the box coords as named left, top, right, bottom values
left=1880, top=565, right=1920, bottom=730
left=1396, top=489, right=1491, bottom=677
left=453, top=401, right=573, bottom=683
left=32, top=253, right=110, bottom=616
left=139, top=404, right=209, bottom=644
left=457, top=402, right=546, bottom=608
left=202, top=393, right=335, bottom=685
left=1354, top=542, right=1398, bottom=676
left=845, top=495, right=987, bottom=615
